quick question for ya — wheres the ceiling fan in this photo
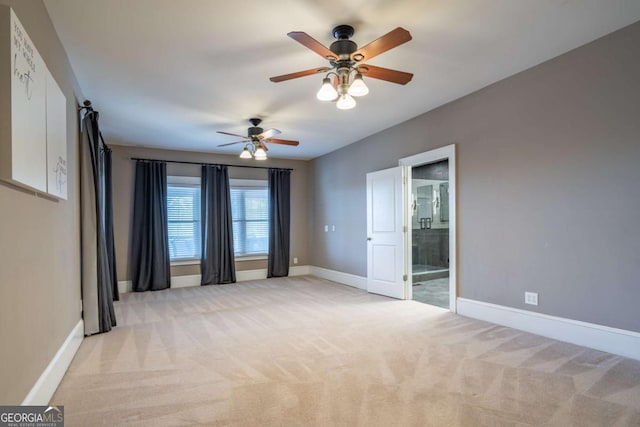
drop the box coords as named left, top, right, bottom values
left=270, top=25, right=413, bottom=109
left=217, top=118, right=299, bottom=160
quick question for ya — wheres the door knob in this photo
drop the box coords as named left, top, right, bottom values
left=367, top=237, right=372, bottom=241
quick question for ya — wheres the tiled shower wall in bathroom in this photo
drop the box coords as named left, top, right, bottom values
left=412, top=228, right=449, bottom=268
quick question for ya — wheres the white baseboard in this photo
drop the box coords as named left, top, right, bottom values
left=118, top=265, right=312, bottom=293
left=289, top=265, right=311, bottom=276
left=22, top=319, right=84, bottom=405
left=118, top=276, right=200, bottom=292
left=457, top=298, right=640, bottom=361
left=171, top=274, right=200, bottom=288
left=118, top=280, right=132, bottom=294
left=236, top=269, right=266, bottom=281
left=309, top=266, right=367, bottom=290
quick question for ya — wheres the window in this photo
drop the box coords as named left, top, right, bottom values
left=230, top=180, right=269, bottom=257
left=167, top=177, right=201, bottom=261
left=166, top=177, right=268, bottom=261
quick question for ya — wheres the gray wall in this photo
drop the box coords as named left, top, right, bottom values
left=310, top=21, right=640, bottom=332
left=109, top=144, right=310, bottom=281
left=0, top=1, right=83, bottom=404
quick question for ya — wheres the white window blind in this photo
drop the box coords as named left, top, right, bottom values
left=167, top=183, right=201, bottom=261
left=230, top=184, right=269, bottom=256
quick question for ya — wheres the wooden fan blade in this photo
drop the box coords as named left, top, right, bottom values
left=217, top=140, right=249, bottom=147
left=350, top=27, right=412, bottom=62
left=217, top=131, right=249, bottom=138
left=270, top=67, right=331, bottom=83
left=358, top=64, right=413, bottom=85
left=288, top=31, right=337, bottom=61
left=267, top=138, right=299, bottom=146
left=258, top=128, right=282, bottom=139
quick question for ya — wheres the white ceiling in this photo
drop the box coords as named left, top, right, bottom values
left=44, top=0, right=640, bottom=160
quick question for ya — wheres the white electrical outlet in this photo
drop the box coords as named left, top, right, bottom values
left=525, top=292, right=538, bottom=306
left=293, top=257, right=298, bottom=264
left=324, top=225, right=328, bottom=232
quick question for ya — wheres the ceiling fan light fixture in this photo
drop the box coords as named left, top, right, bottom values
left=348, top=73, right=369, bottom=97
left=239, top=146, right=253, bottom=159
left=336, top=93, right=356, bottom=110
left=271, top=25, right=413, bottom=111
left=254, top=147, right=268, bottom=160
left=317, top=77, right=338, bottom=101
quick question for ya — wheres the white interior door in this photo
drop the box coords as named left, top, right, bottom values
left=399, top=144, right=457, bottom=312
left=366, top=166, right=406, bottom=299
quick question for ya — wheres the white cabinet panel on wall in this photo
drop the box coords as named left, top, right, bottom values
left=46, top=69, right=67, bottom=199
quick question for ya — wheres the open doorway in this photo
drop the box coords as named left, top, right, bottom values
left=400, top=145, right=456, bottom=312
left=411, top=160, right=449, bottom=308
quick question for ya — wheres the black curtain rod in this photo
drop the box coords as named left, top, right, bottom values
left=130, top=157, right=293, bottom=171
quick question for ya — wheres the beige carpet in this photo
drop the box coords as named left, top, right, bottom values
left=52, top=276, right=640, bottom=426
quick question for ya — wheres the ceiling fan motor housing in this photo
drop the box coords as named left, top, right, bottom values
left=248, top=126, right=263, bottom=137
left=330, top=40, right=357, bottom=58
left=330, top=25, right=357, bottom=60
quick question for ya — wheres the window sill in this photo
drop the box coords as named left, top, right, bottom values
left=171, top=259, right=200, bottom=266
left=236, top=255, right=268, bottom=261
left=170, top=255, right=267, bottom=266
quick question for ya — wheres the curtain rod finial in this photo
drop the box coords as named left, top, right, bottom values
left=79, top=100, right=94, bottom=112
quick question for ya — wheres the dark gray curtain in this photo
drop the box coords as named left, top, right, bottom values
left=131, top=161, right=171, bottom=291
left=201, top=165, right=236, bottom=285
left=81, top=111, right=117, bottom=333
left=267, top=169, right=291, bottom=278
left=103, top=146, right=119, bottom=301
